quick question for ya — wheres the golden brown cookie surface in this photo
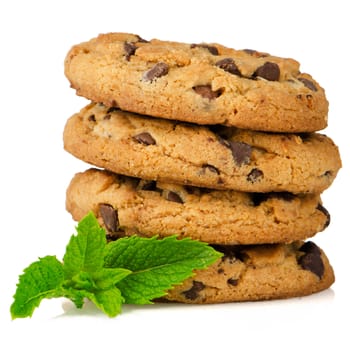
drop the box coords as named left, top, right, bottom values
left=66, top=168, right=330, bottom=245
left=63, top=103, right=341, bottom=194
left=165, top=241, right=334, bottom=303
left=64, top=33, right=328, bottom=132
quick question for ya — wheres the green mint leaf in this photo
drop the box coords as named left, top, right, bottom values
left=92, top=268, right=132, bottom=290
left=64, top=271, right=96, bottom=290
left=92, top=288, right=124, bottom=317
left=63, top=212, right=106, bottom=278
left=11, top=256, right=64, bottom=319
left=104, top=235, right=222, bottom=304
left=64, top=286, right=124, bottom=317
left=11, top=213, right=221, bottom=318
left=63, top=288, right=92, bottom=309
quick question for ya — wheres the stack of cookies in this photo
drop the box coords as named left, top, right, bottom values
left=63, top=33, right=341, bottom=303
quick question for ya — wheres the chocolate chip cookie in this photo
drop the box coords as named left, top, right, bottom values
left=63, top=103, right=341, bottom=194
left=66, top=168, right=330, bottom=245
left=164, top=241, right=334, bottom=303
left=64, top=33, right=328, bottom=132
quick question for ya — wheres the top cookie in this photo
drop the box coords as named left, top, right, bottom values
left=64, top=33, right=328, bottom=132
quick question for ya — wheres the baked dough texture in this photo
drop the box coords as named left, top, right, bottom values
left=63, top=103, right=341, bottom=194
left=64, top=33, right=328, bottom=132
left=66, top=168, right=330, bottom=245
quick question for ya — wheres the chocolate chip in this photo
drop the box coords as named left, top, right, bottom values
left=190, top=43, right=219, bottom=55
left=133, top=132, right=156, bottom=145
left=299, top=241, right=322, bottom=255
left=211, top=245, right=248, bottom=263
left=124, top=42, right=137, bottom=61
left=253, top=62, right=280, bottom=81
left=143, top=62, right=169, bottom=82
left=193, top=85, right=223, bottom=100
left=215, top=58, right=241, bottom=76
left=166, top=191, right=184, bottom=204
left=247, top=168, right=264, bottom=182
left=243, top=49, right=269, bottom=58
left=136, top=35, right=149, bottom=43
left=181, top=281, right=205, bottom=300
left=243, top=49, right=257, bottom=55
left=221, top=140, right=251, bottom=166
left=298, top=77, right=318, bottom=92
left=202, top=164, right=220, bottom=175
left=227, top=278, right=239, bottom=286
left=99, top=203, right=119, bottom=233
left=317, top=203, right=331, bottom=229
left=103, top=114, right=111, bottom=120
left=298, top=241, right=324, bottom=279
left=88, top=114, right=96, bottom=122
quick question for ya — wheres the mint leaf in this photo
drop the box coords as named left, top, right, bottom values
left=104, top=235, right=222, bottom=304
left=11, top=213, right=221, bottom=318
left=92, top=268, right=131, bottom=290
left=93, top=288, right=124, bottom=317
left=63, top=277, right=126, bottom=317
left=63, top=212, right=106, bottom=278
left=11, top=256, right=64, bottom=319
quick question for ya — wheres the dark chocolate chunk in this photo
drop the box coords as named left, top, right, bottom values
left=299, top=241, right=322, bottom=255
left=190, top=43, right=219, bottom=55
left=88, top=114, right=96, bottom=122
left=99, top=203, right=119, bottom=233
left=227, top=278, right=239, bottom=286
left=298, top=77, right=318, bottom=92
left=215, top=58, right=241, bottom=76
left=166, top=191, right=184, bottom=204
left=243, top=49, right=257, bottom=55
left=133, top=132, right=156, bottom=145
left=181, top=281, right=205, bottom=300
left=222, top=141, right=251, bottom=166
left=211, top=245, right=248, bottom=263
left=202, top=164, right=220, bottom=175
left=143, top=62, right=169, bottom=81
left=193, top=85, right=222, bottom=100
left=298, top=241, right=324, bottom=279
left=136, top=35, right=149, bottom=43
left=253, top=62, right=280, bottom=81
left=247, top=168, right=264, bottom=182
left=124, top=42, right=137, bottom=61
left=243, top=49, right=269, bottom=58
left=316, top=203, right=331, bottom=229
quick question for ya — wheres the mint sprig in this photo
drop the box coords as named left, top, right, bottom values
left=11, top=212, right=222, bottom=318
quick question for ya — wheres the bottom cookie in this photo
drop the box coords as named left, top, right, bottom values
left=164, top=241, right=334, bottom=303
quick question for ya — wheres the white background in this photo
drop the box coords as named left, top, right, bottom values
left=0, top=0, right=349, bottom=348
